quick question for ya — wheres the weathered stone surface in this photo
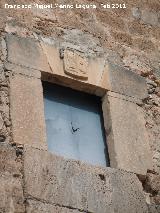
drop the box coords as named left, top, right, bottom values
left=0, top=67, right=11, bottom=143
left=41, top=42, right=106, bottom=96
left=141, top=10, right=159, bottom=26
left=41, top=42, right=105, bottom=85
left=1, top=37, right=7, bottom=61
left=61, top=29, right=103, bottom=57
left=0, top=144, right=24, bottom=212
left=148, top=204, right=160, bottom=213
left=6, top=34, right=51, bottom=72
left=24, top=146, right=148, bottom=213
left=40, top=42, right=64, bottom=76
left=5, top=62, right=41, bottom=79
left=26, top=199, right=86, bottom=213
left=144, top=173, right=160, bottom=198
left=0, top=67, right=6, bottom=84
left=123, top=52, right=152, bottom=77
left=0, top=113, right=4, bottom=130
left=144, top=100, right=160, bottom=174
left=107, top=91, right=143, bottom=105
left=0, top=2, right=159, bottom=211
left=88, top=56, right=106, bottom=88
left=104, top=62, right=148, bottom=99
left=31, top=7, right=57, bottom=22
left=10, top=74, right=47, bottom=149
left=102, top=93, right=152, bottom=175
left=132, top=7, right=141, bottom=19
left=64, top=49, right=88, bottom=80
left=41, top=41, right=105, bottom=87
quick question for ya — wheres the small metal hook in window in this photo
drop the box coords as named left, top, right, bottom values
left=71, top=122, right=80, bottom=134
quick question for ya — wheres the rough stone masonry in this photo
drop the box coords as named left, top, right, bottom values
left=0, top=0, right=160, bottom=212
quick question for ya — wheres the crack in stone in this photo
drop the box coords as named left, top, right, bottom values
left=25, top=195, right=92, bottom=213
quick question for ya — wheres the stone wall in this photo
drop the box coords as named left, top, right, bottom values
left=0, top=0, right=159, bottom=212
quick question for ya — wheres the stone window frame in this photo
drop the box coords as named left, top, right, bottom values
left=6, top=34, right=152, bottom=175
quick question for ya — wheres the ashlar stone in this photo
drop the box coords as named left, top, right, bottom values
left=141, top=10, right=159, bottom=26
left=104, top=62, right=148, bottom=99
left=24, top=145, right=148, bottom=213
left=41, top=42, right=106, bottom=96
left=5, top=62, right=41, bottom=79
left=102, top=92, right=152, bottom=175
left=148, top=204, right=160, bottom=213
left=6, top=34, right=51, bottom=72
left=10, top=74, right=47, bottom=149
left=0, top=144, right=24, bottom=213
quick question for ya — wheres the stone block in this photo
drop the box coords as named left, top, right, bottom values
left=141, top=10, right=159, bottom=26
left=5, top=62, right=41, bottom=79
left=102, top=93, right=152, bottom=175
left=0, top=144, right=22, bottom=175
left=0, top=176, right=24, bottom=213
left=24, top=146, right=148, bottom=213
left=41, top=42, right=106, bottom=96
left=145, top=173, right=160, bottom=194
left=132, top=7, right=141, bottom=19
left=148, top=204, right=160, bottom=213
left=10, top=74, right=47, bottom=149
left=88, top=56, right=106, bottom=88
left=104, top=62, right=148, bottom=99
left=0, top=144, right=24, bottom=212
left=40, top=42, right=64, bottom=76
left=31, top=7, right=57, bottom=22
left=128, top=20, right=150, bottom=36
left=26, top=200, right=86, bottom=213
left=111, top=31, right=132, bottom=46
left=107, top=91, right=143, bottom=105
left=6, top=34, right=51, bottom=72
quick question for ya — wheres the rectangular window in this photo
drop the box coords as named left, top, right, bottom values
left=43, top=82, right=109, bottom=167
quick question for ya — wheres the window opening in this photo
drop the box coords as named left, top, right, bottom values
left=43, top=82, right=109, bottom=167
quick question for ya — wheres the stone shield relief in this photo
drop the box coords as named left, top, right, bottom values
left=63, top=49, right=88, bottom=80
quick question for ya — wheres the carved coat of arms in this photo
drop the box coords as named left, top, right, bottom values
left=63, top=49, right=88, bottom=80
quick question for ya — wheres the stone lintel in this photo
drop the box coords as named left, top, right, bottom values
left=10, top=74, right=47, bottom=150
left=40, top=42, right=107, bottom=96
left=102, top=93, right=152, bottom=175
left=41, top=71, right=106, bottom=97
